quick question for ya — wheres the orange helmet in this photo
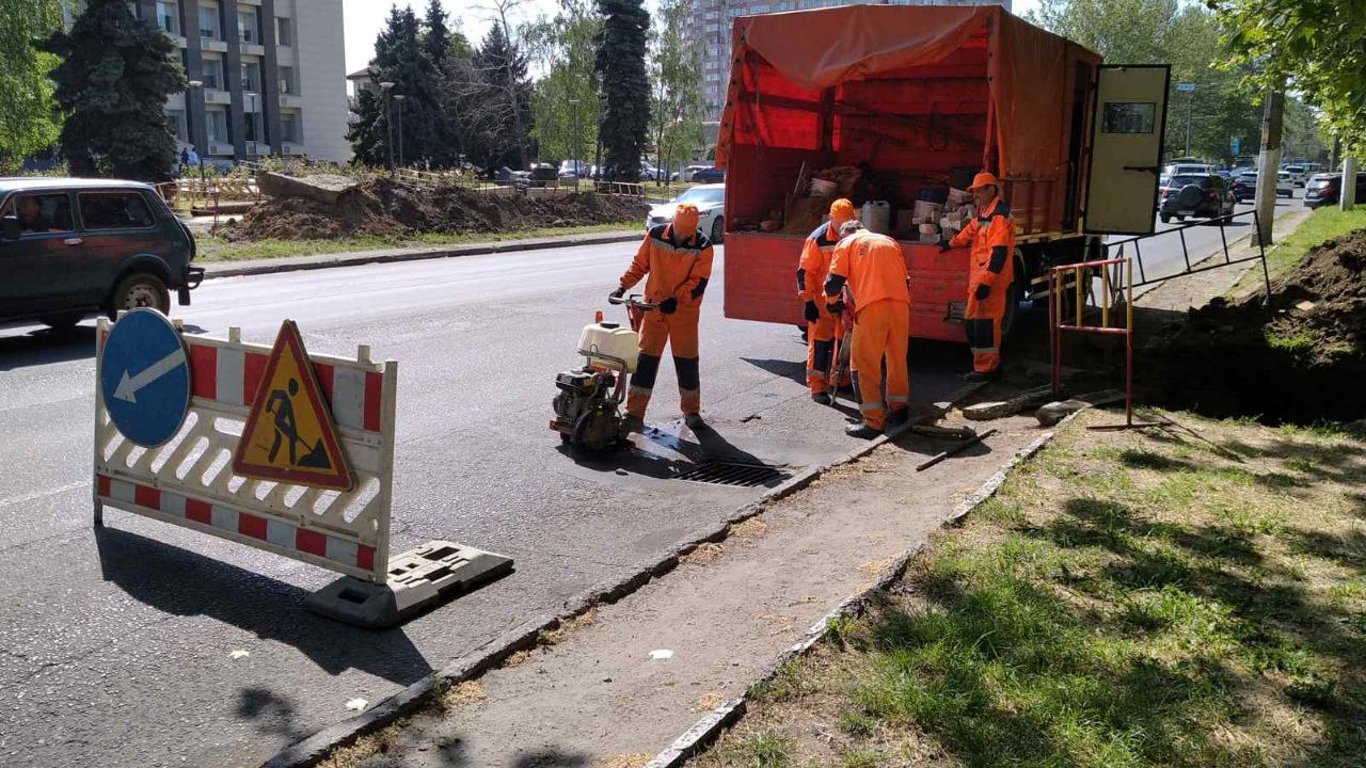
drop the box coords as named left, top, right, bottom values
left=829, top=198, right=856, bottom=224
left=673, top=202, right=700, bottom=235
left=968, top=172, right=1001, bottom=191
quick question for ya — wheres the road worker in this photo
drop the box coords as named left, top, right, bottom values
left=797, top=198, right=857, bottom=405
left=942, top=171, right=1015, bottom=381
left=825, top=220, right=911, bottom=438
left=610, top=202, right=714, bottom=431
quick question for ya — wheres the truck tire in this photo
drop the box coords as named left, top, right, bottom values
left=40, top=312, right=85, bottom=330
left=1159, top=212, right=1171, bottom=223
left=710, top=216, right=724, bottom=244
left=108, top=272, right=171, bottom=318
left=1001, top=249, right=1029, bottom=338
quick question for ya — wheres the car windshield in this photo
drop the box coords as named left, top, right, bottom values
left=675, top=186, right=724, bottom=204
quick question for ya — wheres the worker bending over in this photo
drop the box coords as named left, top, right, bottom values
left=825, top=220, right=911, bottom=438
left=611, top=202, right=714, bottom=431
left=797, top=198, right=857, bottom=404
left=943, top=171, right=1015, bottom=381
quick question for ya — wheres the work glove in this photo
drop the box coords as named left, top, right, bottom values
left=938, top=240, right=953, bottom=253
left=658, top=297, right=678, bottom=314
left=803, top=301, right=821, bottom=322
left=609, top=286, right=625, bottom=301
left=974, top=283, right=991, bottom=301
left=827, top=300, right=845, bottom=315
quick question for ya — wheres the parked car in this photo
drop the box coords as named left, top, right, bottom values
left=684, top=164, right=711, bottom=182
left=1158, top=173, right=1235, bottom=223
left=0, top=178, right=203, bottom=328
left=1303, top=172, right=1366, bottom=209
left=691, top=167, right=726, bottom=184
left=558, top=160, right=590, bottom=179
left=645, top=183, right=726, bottom=242
left=1230, top=171, right=1293, bottom=202
left=1281, top=164, right=1308, bottom=187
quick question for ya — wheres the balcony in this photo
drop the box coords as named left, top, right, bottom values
left=279, top=93, right=303, bottom=108
left=241, top=42, right=265, bottom=56
left=208, top=142, right=235, bottom=156
left=245, top=141, right=271, bottom=156
left=204, top=89, right=231, bottom=105
left=201, top=38, right=228, bottom=53
left=281, top=142, right=304, bottom=155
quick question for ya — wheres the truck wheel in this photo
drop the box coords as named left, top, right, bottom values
left=41, top=312, right=85, bottom=330
left=710, top=216, right=724, bottom=244
left=1159, top=212, right=1171, bottom=223
left=108, top=272, right=170, bottom=318
left=1001, top=250, right=1029, bottom=338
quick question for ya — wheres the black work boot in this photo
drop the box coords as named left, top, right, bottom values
left=684, top=412, right=705, bottom=429
left=844, top=422, right=882, bottom=439
left=811, top=391, right=832, bottom=405
left=963, top=369, right=1001, bottom=383
left=622, top=414, right=646, bottom=433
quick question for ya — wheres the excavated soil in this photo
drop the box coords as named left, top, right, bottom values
left=218, top=178, right=647, bottom=241
left=1145, top=229, right=1366, bottom=424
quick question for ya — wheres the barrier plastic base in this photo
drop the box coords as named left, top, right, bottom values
left=305, top=540, right=514, bottom=629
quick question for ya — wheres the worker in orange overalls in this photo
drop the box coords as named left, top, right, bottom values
left=944, top=171, right=1015, bottom=381
left=825, top=220, right=911, bottom=438
left=797, top=198, right=857, bottom=405
left=610, top=202, right=714, bottom=431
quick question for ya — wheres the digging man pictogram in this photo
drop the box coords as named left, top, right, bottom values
left=265, top=378, right=332, bottom=470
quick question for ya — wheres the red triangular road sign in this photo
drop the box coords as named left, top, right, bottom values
left=232, top=320, right=354, bottom=491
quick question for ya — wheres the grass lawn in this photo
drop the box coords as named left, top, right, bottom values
left=694, top=411, right=1366, bottom=768
left=192, top=221, right=641, bottom=262
left=1232, top=207, right=1366, bottom=293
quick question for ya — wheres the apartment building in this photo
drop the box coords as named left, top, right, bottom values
left=123, top=0, right=350, bottom=164
left=693, top=0, right=1012, bottom=120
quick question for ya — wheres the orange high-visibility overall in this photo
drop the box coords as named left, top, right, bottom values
left=619, top=223, right=714, bottom=419
left=949, top=196, right=1015, bottom=374
left=797, top=221, right=849, bottom=394
left=826, top=230, right=910, bottom=430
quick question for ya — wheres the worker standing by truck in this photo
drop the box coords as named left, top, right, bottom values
left=943, top=172, right=1015, bottom=381
left=825, top=220, right=911, bottom=438
left=797, top=198, right=857, bottom=405
left=610, top=203, right=714, bottom=431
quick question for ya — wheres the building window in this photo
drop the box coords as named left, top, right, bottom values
left=241, top=59, right=262, bottom=92
left=278, top=66, right=296, bottom=94
left=206, top=108, right=229, bottom=144
left=281, top=112, right=300, bottom=144
left=199, top=3, right=220, bottom=39
left=202, top=56, right=224, bottom=90
left=238, top=7, right=260, bottom=44
left=275, top=16, right=291, bottom=46
left=157, top=1, right=179, bottom=35
left=168, top=109, right=188, bottom=142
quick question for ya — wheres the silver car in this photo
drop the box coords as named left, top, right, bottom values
left=644, top=184, right=726, bottom=243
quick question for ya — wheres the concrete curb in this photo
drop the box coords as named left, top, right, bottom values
left=204, top=231, right=643, bottom=280
left=260, top=383, right=988, bottom=768
left=643, top=410, right=1084, bottom=768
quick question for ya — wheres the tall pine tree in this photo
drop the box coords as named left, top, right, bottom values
left=346, top=6, right=444, bottom=168
left=455, top=24, right=533, bottom=170
left=595, top=0, right=650, bottom=181
left=43, top=0, right=185, bottom=180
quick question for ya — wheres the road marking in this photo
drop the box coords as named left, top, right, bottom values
left=114, top=349, right=185, bottom=403
left=0, top=480, right=86, bottom=509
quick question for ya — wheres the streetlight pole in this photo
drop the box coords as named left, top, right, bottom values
left=393, top=94, right=405, bottom=168
left=569, top=97, right=581, bottom=178
left=379, top=81, right=395, bottom=172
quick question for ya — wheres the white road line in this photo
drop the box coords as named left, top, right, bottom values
left=0, top=480, right=87, bottom=509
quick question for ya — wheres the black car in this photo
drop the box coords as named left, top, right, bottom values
left=1304, top=172, right=1366, bottom=209
left=691, top=167, right=726, bottom=184
left=1230, top=172, right=1258, bottom=202
left=0, top=178, right=203, bottom=329
left=1159, top=173, right=1235, bottom=223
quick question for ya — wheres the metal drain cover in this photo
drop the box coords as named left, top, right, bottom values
left=673, top=460, right=789, bottom=488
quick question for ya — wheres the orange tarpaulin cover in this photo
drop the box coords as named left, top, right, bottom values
left=717, top=5, right=1100, bottom=182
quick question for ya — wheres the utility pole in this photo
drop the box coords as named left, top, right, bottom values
left=379, top=81, right=395, bottom=172
left=1253, top=82, right=1284, bottom=246
left=394, top=95, right=406, bottom=168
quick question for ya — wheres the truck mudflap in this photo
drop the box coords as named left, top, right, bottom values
left=722, top=232, right=969, bottom=343
left=178, top=265, right=205, bottom=305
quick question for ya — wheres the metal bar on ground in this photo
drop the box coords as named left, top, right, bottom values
left=916, top=428, right=998, bottom=472
left=1178, top=227, right=1192, bottom=271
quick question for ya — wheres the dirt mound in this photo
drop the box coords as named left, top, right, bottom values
left=219, top=178, right=647, bottom=241
left=1145, top=229, right=1366, bottom=423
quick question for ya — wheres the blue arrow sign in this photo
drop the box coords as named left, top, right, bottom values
left=100, top=309, right=190, bottom=447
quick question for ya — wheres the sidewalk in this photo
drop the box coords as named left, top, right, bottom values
left=286, top=410, right=1047, bottom=768
left=200, top=230, right=643, bottom=280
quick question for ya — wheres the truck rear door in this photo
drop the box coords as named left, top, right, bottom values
left=1084, top=65, right=1171, bottom=235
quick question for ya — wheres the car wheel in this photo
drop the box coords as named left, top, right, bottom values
left=40, top=312, right=85, bottom=330
left=108, top=272, right=171, bottom=318
left=1176, top=215, right=1186, bottom=221
left=1159, top=213, right=1171, bottom=223
left=710, top=216, right=724, bottom=244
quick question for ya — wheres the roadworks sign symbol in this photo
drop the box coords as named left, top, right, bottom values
left=232, top=320, right=354, bottom=491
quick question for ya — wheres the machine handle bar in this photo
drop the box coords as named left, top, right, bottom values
left=609, top=293, right=659, bottom=311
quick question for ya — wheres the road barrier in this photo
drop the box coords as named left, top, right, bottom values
left=93, top=312, right=512, bottom=627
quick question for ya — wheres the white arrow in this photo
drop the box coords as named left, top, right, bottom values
left=114, top=349, right=184, bottom=404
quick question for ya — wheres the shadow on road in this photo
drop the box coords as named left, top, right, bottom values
left=93, top=526, right=432, bottom=686
left=0, top=325, right=97, bottom=370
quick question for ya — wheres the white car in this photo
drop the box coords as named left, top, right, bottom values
left=645, top=183, right=726, bottom=242
left=1282, top=164, right=1308, bottom=187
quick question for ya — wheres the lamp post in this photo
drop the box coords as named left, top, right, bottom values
left=1176, top=82, right=1197, bottom=158
left=569, top=98, right=582, bottom=179
left=393, top=94, right=406, bottom=168
left=379, top=81, right=395, bottom=172
left=245, top=91, right=259, bottom=155
left=187, top=80, right=207, bottom=185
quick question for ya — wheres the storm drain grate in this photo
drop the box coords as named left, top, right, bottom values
left=673, top=460, right=789, bottom=488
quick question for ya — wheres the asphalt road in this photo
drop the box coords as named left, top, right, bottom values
left=0, top=205, right=1301, bottom=767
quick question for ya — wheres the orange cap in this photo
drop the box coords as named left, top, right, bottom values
left=829, top=198, right=856, bottom=224
left=968, top=172, right=1000, bottom=191
left=673, top=202, right=700, bottom=235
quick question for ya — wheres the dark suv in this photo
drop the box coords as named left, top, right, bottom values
left=1304, top=172, right=1366, bottom=209
left=0, top=178, right=203, bottom=329
left=1159, top=173, right=1235, bottom=223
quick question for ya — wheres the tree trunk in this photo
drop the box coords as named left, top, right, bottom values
left=1253, top=82, right=1284, bottom=246
left=1343, top=155, right=1358, bottom=211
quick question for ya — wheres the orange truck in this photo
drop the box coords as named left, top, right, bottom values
left=717, top=5, right=1171, bottom=340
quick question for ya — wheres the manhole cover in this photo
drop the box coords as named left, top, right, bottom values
left=673, top=460, right=789, bottom=488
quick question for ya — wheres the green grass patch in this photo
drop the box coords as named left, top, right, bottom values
left=192, top=222, right=641, bottom=263
left=1232, top=207, right=1366, bottom=294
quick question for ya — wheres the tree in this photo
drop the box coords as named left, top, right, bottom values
left=346, top=5, right=446, bottom=168
left=42, top=0, right=185, bottom=181
left=526, top=0, right=602, bottom=163
left=648, top=0, right=704, bottom=184
left=423, top=0, right=451, bottom=68
left=0, top=0, right=61, bottom=165
left=595, top=0, right=650, bottom=181
left=447, top=23, right=534, bottom=169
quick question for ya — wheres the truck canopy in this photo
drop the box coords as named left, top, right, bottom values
left=717, top=4, right=1102, bottom=238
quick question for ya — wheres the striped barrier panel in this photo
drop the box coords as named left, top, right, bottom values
left=93, top=320, right=396, bottom=584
